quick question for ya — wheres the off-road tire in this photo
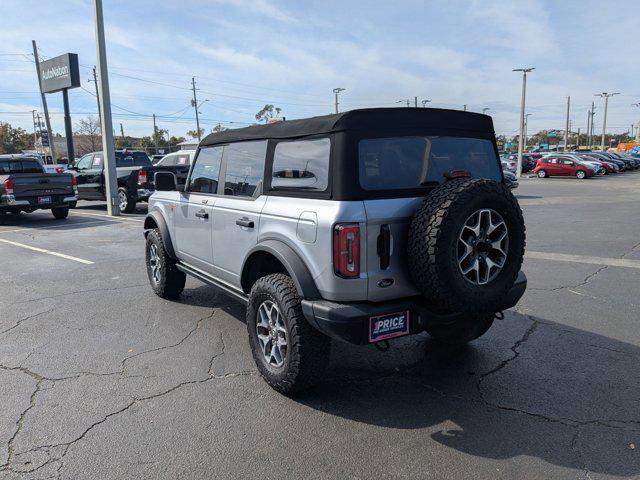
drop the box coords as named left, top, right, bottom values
left=247, top=273, right=330, bottom=394
left=425, top=314, right=494, bottom=345
left=51, top=207, right=69, bottom=220
left=118, top=187, right=136, bottom=213
left=145, top=228, right=186, bottom=299
left=408, top=178, right=525, bottom=314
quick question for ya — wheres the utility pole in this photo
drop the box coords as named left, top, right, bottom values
left=564, top=96, right=570, bottom=152
left=88, top=66, right=102, bottom=129
left=595, top=92, right=619, bottom=151
left=333, top=87, right=345, bottom=114
left=31, top=110, right=38, bottom=152
left=589, top=102, right=596, bottom=148
left=633, top=103, right=640, bottom=143
left=577, top=128, right=580, bottom=149
left=524, top=113, right=532, bottom=150
left=93, top=0, right=119, bottom=215
left=32, top=40, right=55, bottom=160
left=414, top=96, right=418, bottom=108
left=463, top=104, right=467, bottom=111
left=513, top=67, right=535, bottom=177
left=120, top=123, right=125, bottom=142
left=152, top=114, right=158, bottom=153
left=191, top=77, right=202, bottom=141
left=586, top=108, right=591, bottom=149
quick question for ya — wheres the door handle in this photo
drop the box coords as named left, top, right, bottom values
left=195, top=209, right=208, bottom=219
left=236, top=217, right=254, bottom=228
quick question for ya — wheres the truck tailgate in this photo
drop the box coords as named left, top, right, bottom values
left=12, top=173, right=74, bottom=199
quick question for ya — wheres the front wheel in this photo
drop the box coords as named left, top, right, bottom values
left=247, top=274, right=330, bottom=394
left=425, top=314, right=495, bottom=345
left=145, top=229, right=186, bottom=298
left=51, top=207, right=69, bottom=220
left=537, top=170, right=547, bottom=178
left=576, top=170, right=586, bottom=179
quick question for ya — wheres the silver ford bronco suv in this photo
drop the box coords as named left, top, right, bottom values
left=143, top=108, right=527, bottom=394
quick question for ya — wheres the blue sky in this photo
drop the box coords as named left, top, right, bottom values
left=1, top=0, right=638, bottom=139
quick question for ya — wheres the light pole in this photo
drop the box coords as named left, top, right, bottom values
left=595, top=92, right=619, bottom=151
left=396, top=99, right=410, bottom=107
left=333, top=88, right=345, bottom=114
left=482, top=107, right=490, bottom=114
left=422, top=99, right=431, bottom=108
left=633, top=103, right=640, bottom=143
left=513, top=67, right=535, bottom=177
left=93, top=0, right=119, bottom=215
left=524, top=113, right=532, bottom=150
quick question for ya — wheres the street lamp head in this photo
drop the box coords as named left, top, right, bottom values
left=513, top=67, right=535, bottom=73
left=333, top=87, right=345, bottom=94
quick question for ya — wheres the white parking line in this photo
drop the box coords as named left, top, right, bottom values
left=70, top=211, right=144, bottom=223
left=527, top=251, right=640, bottom=269
left=0, top=220, right=106, bottom=235
left=0, top=238, right=94, bottom=264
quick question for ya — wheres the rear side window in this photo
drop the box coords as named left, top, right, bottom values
left=21, top=160, right=43, bottom=173
left=223, top=141, right=267, bottom=197
left=271, top=138, right=330, bottom=192
left=359, top=136, right=500, bottom=191
left=176, top=154, right=191, bottom=165
left=189, top=146, right=223, bottom=194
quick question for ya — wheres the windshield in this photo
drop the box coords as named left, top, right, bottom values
left=358, top=136, right=500, bottom=191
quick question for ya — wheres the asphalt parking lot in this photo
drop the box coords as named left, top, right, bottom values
left=1, top=172, right=639, bottom=480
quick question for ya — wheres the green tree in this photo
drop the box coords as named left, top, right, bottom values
left=212, top=123, right=228, bottom=133
left=255, top=104, right=282, bottom=123
left=186, top=128, right=205, bottom=139
left=168, top=135, right=186, bottom=145
left=0, top=122, right=34, bottom=154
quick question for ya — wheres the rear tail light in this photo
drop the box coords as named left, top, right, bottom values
left=137, top=169, right=148, bottom=185
left=4, top=178, right=14, bottom=195
left=333, top=223, right=360, bottom=278
left=71, top=175, right=78, bottom=193
left=55, top=167, right=64, bottom=173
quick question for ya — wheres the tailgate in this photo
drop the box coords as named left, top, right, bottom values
left=12, top=173, right=73, bottom=198
left=363, top=198, right=423, bottom=302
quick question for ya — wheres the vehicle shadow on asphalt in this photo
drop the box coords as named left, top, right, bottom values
left=292, top=310, right=640, bottom=477
left=176, top=284, right=639, bottom=476
left=0, top=213, right=119, bottom=230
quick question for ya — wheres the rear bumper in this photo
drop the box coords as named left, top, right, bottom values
left=301, top=271, right=527, bottom=345
left=0, top=194, right=76, bottom=209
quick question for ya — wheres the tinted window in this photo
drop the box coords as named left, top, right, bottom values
left=359, top=136, right=500, bottom=191
left=21, top=160, right=43, bottom=173
left=223, top=141, right=267, bottom=197
left=272, top=138, right=330, bottom=191
left=189, top=146, right=223, bottom=194
left=0, top=161, right=22, bottom=174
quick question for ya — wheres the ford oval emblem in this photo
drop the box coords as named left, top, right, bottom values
left=377, top=278, right=394, bottom=288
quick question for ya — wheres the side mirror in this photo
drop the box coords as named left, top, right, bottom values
left=155, top=171, right=177, bottom=191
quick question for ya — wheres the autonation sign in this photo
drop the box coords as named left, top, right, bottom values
left=39, top=53, right=80, bottom=94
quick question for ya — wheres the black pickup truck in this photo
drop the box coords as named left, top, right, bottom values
left=0, top=155, right=77, bottom=219
left=67, top=150, right=190, bottom=213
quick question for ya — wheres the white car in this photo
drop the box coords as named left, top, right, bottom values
left=155, top=150, right=196, bottom=167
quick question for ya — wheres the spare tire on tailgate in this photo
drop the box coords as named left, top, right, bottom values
left=408, top=177, right=525, bottom=314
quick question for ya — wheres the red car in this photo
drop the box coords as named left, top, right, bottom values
left=534, top=156, right=594, bottom=179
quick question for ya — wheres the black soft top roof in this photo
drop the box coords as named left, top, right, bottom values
left=201, top=107, right=495, bottom=146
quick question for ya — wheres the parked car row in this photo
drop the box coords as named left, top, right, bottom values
left=533, top=151, right=639, bottom=179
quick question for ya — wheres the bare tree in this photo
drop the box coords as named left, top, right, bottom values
left=74, top=116, right=101, bottom=155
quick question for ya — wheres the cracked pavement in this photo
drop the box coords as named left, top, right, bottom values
left=1, top=173, right=639, bottom=479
